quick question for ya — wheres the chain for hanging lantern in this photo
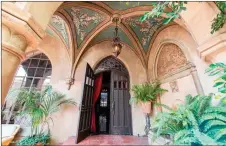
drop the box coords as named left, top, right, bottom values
left=112, top=17, right=122, bottom=57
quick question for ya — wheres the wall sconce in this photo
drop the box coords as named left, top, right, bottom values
left=66, top=77, right=74, bottom=90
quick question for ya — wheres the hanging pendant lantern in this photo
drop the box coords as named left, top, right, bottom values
left=112, top=17, right=122, bottom=57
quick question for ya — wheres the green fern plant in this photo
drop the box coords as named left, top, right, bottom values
left=12, top=85, right=76, bottom=136
left=130, top=82, right=168, bottom=104
left=152, top=94, right=226, bottom=145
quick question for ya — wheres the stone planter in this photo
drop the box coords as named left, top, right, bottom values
left=148, top=131, right=171, bottom=145
left=140, top=101, right=152, bottom=114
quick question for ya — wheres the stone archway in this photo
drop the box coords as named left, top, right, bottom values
left=93, top=56, right=133, bottom=135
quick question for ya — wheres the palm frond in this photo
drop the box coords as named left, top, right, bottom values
left=202, top=120, right=226, bottom=132
left=199, top=113, right=226, bottom=125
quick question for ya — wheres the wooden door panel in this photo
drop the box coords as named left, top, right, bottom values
left=76, top=63, right=94, bottom=144
left=110, top=70, right=132, bottom=135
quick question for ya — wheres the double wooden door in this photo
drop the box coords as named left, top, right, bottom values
left=76, top=64, right=132, bottom=144
left=110, top=70, right=132, bottom=135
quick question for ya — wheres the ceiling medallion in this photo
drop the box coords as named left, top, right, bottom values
left=112, top=16, right=122, bottom=57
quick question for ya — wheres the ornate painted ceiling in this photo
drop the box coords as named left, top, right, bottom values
left=49, top=2, right=174, bottom=56
left=123, top=16, right=164, bottom=52
left=64, top=6, right=106, bottom=47
left=103, top=2, right=152, bottom=10
left=50, top=15, right=69, bottom=48
left=89, top=26, right=135, bottom=49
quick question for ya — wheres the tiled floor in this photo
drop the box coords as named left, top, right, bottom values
left=62, top=135, right=148, bottom=145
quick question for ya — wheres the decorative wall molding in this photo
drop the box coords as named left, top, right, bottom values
left=169, top=80, right=179, bottom=93
left=2, top=3, right=46, bottom=48
left=156, top=43, right=187, bottom=78
left=198, top=33, right=226, bottom=61
left=94, top=56, right=129, bottom=74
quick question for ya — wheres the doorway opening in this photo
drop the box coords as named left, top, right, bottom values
left=76, top=56, right=132, bottom=143
left=93, top=56, right=132, bottom=135
left=95, top=71, right=111, bottom=134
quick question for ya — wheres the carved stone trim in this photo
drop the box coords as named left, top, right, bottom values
left=2, top=43, right=25, bottom=60
left=94, top=56, right=129, bottom=74
left=169, top=80, right=179, bottom=93
left=2, top=2, right=45, bottom=38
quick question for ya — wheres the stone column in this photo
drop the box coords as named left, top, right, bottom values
left=2, top=24, right=27, bottom=104
left=190, top=65, right=204, bottom=95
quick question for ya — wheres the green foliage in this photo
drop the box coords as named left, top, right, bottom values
left=141, top=2, right=226, bottom=34
left=211, top=2, right=226, bottom=34
left=205, top=62, right=226, bottom=94
left=152, top=94, right=226, bottom=145
left=13, top=85, right=76, bottom=136
left=140, top=2, right=187, bottom=24
left=130, top=82, right=167, bottom=104
left=16, top=134, right=50, bottom=146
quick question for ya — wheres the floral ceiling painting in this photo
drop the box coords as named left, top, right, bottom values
left=124, top=16, right=164, bottom=52
left=50, top=15, right=69, bottom=48
left=104, top=2, right=152, bottom=10
left=89, top=26, right=135, bottom=49
left=64, top=7, right=105, bottom=48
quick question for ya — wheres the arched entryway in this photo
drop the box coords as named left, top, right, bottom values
left=94, top=56, right=133, bottom=135
left=76, top=56, right=132, bottom=143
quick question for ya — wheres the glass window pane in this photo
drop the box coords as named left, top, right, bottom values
left=40, top=54, right=48, bottom=59
left=27, top=68, right=36, bottom=76
left=24, top=77, right=33, bottom=87
left=22, top=59, right=31, bottom=67
left=35, top=68, right=45, bottom=77
left=46, top=61, right=52, bottom=68
left=32, top=78, right=40, bottom=88
left=118, top=81, right=122, bottom=89
left=114, top=81, right=117, bottom=88
left=44, top=69, right=52, bottom=75
left=29, top=59, right=39, bottom=67
left=38, top=60, right=48, bottom=68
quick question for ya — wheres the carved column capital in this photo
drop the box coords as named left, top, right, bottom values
left=2, top=2, right=46, bottom=49
left=2, top=24, right=26, bottom=60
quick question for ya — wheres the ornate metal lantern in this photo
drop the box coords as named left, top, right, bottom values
left=112, top=17, right=122, bottom=57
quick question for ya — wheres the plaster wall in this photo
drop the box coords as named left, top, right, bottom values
left=160, top=75, right=197, bottom=111
left=32, top=34, right=79, bottom=144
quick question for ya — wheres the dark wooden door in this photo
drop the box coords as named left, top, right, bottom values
left=76, top=63, right=94, bottom=143
left=110, top=70, right=132, bottom=135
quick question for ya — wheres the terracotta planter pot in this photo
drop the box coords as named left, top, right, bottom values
left=140, top=101, right=152, bottom=114
left=36, top=143, right=42, bottom=146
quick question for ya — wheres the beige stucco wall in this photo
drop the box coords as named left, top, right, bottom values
left=160, top=75, right=197, bottom=111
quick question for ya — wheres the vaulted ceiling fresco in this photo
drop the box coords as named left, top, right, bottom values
left=89, top=26, right=135, bottom=49
left=50, top=15, right=69, bottom=48
left=103, top=2, right=152, bottom=10
left=64, top=7, right=106, bottom=47
left=50, top=2, right=174, bottom=56
left=123, top=16, right=164, bottom=52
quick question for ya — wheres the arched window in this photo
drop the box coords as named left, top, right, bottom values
left=2, top=53, right=52, bottom=124
left=10, top=53, right=52, bottom=91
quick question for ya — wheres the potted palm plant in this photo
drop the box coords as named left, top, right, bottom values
left=130, top=82, right=167, bottom=114
left=11, top=85, right=76, bottom=146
